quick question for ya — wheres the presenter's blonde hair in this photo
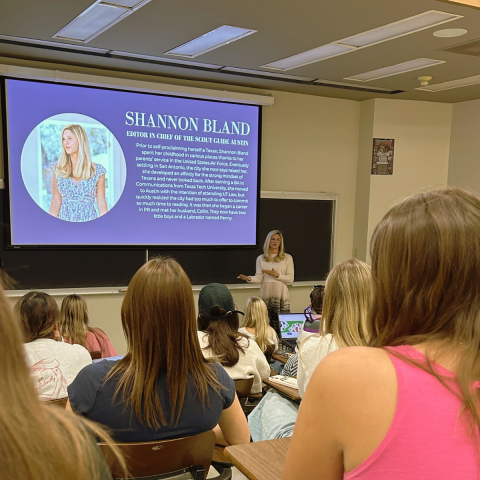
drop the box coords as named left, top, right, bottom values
left=0, top=280, right=126, bottom=480
left=321, top=259, right=372, bottom=348
left=55, top=124, right=96, bottom=180
left=244, top=296, right=276, bottom=352
left=263, top=230, right=286, bottom=262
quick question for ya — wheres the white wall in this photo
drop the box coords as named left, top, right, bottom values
left=352, top=99, right=452, bottom=262
left=448, top=98, right=480, bottom=194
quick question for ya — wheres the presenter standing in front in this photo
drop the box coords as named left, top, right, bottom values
left=238, top=230, right=294, bottom=337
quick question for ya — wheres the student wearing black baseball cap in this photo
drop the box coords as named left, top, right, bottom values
left=197, top=283, right=270, bottom=395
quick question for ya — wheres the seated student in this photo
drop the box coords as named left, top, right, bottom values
left=284, top=187, right=480, bottom=479
left=297, top=259, right=371, bottom=396
left=296, top=285, right=324, bottom=348
left=59, top=294, right=118, bottom=358
left=1, top=281, right=125, bottom=480
left=197, top=283, right=271, bottom=395
left=277, top=286, right=325, bottom=377
left=16, top=291, right=91, bottom=400
left=238, top=296, right=278, bottom=353
left=68, top=258, right=249, bottom=446
left=248, top=259, right=371, bottom=441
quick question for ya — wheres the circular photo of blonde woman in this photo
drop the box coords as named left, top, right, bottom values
left=21, top=113, right=127, bottom=222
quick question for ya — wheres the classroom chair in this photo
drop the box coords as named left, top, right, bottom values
left=234, top=377, right=263, bottom=416
left=90, top=351, right=102, bottom=360
left=98, top=430, right=232, bottom=480
left=263, top=344, right=276, bottom=363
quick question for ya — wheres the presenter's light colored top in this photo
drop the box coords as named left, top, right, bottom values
left=248, top=253, right=294, bottom=285
left=297, top=334, right=338, bottom=398
left=24, top=338, right=92, bottom=400
left=197, top=331, right=270, bottom=394
left=55, top=162, right=106, bottom=222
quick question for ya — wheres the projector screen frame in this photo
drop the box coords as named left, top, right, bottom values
left=1, top=76, right=263, bottom=249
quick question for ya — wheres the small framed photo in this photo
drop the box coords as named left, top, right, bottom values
left=372, top=138, right=394, bottom=175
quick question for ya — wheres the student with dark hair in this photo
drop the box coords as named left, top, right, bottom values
left=284, top=187, right=480, bottom=479
left=16, top=291, right=91, bottom=400
left=2, top=284, right=126, bottom=480
left=197, top=283, right=270, bottom=395
left=68, top=258, right=249, bottom=446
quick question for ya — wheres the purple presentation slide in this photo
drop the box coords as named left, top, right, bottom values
left=5, top=79, right=260, bottom=246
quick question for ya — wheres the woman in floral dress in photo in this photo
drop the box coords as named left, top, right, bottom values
left=49, top=124, right=108, bottom=222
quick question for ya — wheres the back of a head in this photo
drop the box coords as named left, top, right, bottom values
left=59, top=294, right=89, bottom=347
left=310, top=286, right=324, bottom=314
left=322, top=259, right=372, bottom=348
left=369, top=186, right=480, bottom=436
left=197, top=283, right=245, bottom=367
left=15, top=291, right=59, bottom=343
left=243, top=296, right=273, bottom=352
left=110, top=257, right=217, bottom=429
left=0, top=280, right=125, bottom=480
left=370, top=187, right=480, bottom=348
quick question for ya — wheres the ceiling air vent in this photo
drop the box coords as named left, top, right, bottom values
left=442, top=38, right=480, bottom=57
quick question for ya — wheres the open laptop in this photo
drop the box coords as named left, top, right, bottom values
left=279, top=313, right=305, bottom=349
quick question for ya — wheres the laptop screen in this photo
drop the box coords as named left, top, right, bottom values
left=279, top=313, right=305, bottom=339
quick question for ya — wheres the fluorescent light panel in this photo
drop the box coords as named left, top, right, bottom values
left=0, top=34, right=109, bottom=53
left=263, top=10, right=461, bottom=71
left=53, top=0, right=151, bottom=43
left=166, top=25, right=256, bottom=58
left=437, top=0, right=480, bottom=9
left=263, top=44, right=355, bottom=71
left=340, top=11, right=461, bottom=48
left=416, top=74, right=480, bottom=91
left=346, top=58, right=446, bottom=82
left=222, top=67, right=315, bottom=81
left=110, top=50, right=223, bottom=69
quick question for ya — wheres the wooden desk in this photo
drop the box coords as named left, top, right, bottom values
left=225, top=438, right=291, bottom=480
left=262, top=377, right=301, bottom=403
left=272, top=353, right=289, bottom=364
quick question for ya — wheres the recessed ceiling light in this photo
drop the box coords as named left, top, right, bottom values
left=262, top=10, right=461, bottom=71
left=110, top=50, right=223, bottom=69
left=345, top=58, right=446, bottom=82
left=53, top=0, right=151, bottom=43
left=433, top=28, right=468, bottom=37
left=340, top=11, right=461, bottom=48
left=262, top=44, right=355, bottom=71
left=165, top=25, right=256, bottom=58
left=437, top=0, right=480, bottom=9
left=416, top=74, right=480, bottom=91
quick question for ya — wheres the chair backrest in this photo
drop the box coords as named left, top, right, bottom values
left=90, top=351, right=102, bottom=360
left=234, top=377, right=254, bottom=397
left=99, top=430, right=215, bottom=479
left=44, top=397, right=68, bottom=408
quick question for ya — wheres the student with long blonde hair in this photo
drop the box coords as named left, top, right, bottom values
left=239, top=296, right=278, bottom=353
left=49, top=124, right=108, bottom=222
left=59, top=294, right=117, bottom=358
left=297, top=259, right=372, bottom=396
left=1, top=281, right=126, bottom=480
left=68, top=258, right=250, bottom=446
left=284, top=187, right=480, bottom=479
left=238, top=230, right=294, bottom=336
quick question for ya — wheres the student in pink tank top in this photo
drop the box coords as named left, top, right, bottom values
left=283, top=187, right=480, bottom=480
left=59, top=294, right=117, bottom=358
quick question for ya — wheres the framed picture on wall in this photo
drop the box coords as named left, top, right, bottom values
left=372, top=138, right=395, bottom=175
